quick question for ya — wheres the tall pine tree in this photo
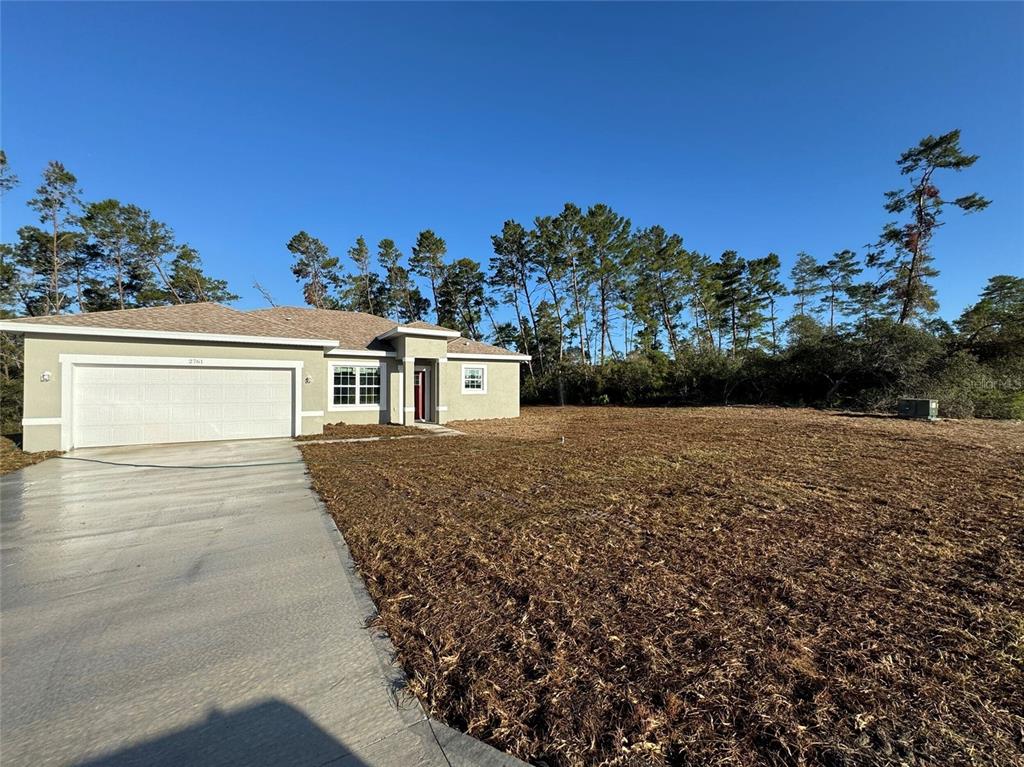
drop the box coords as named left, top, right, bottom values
left=869, top=130, right=989, bottom=324
left=286, top=231, right=341, bottom=309
left=817, top=250, right=862, bottom=330
left=581, top=204, right=631, bottom=363
left=409, top=230, right=447, bottom=321
left=27, top=161, right=81, bottom=314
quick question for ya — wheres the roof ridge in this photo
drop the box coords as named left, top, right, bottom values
left=248, top=306, right=396, bottom=319
left=247, top=307, right=423, bottom=337
left=0, top=302, right=336, bottom=341
left=33, top=301, right=226, bottom=318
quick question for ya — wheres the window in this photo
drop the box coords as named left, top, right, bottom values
left=359, top=366, right=381, bottom=404
left=462, top=365, right=486, bottom=394
left=331, top=363, right=383, bottom=408
left=333, top=367, right=356, bottom=405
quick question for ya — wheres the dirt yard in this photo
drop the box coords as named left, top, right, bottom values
left=0, top=436, right=60, bottom=475
left=301, top=406, right=1024, bottom=767
left=294, top=422, right=421, bottom=440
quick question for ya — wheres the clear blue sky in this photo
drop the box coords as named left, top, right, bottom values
left=3, top=2, right=1021, bottom=325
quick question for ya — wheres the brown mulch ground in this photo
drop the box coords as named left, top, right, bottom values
left=301, top=406, right=1024, bottom=767
left=0, top=436, right=60, bottom=475
left=295, top=422, right=421, bottom=441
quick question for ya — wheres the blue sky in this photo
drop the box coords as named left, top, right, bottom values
left=2, top=1, right=1021, bottom=326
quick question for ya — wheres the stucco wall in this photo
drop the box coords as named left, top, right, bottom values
left=443, top=359, right=521, bottom=421
left=387, top=363, right=403, bottom=425
left=393, top=336, right=448, bottom=360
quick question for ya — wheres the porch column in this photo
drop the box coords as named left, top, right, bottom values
left=436, top=357, right=448, bottom=424
left=402, top=356, right=415, bottom=425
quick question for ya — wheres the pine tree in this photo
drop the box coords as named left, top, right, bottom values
left=26, top=161, right=81, bottom=314
left=713, top=251, right=748, bottom=354
left=581, top=204, right=631, bottom=363
left=346, top=236, right=375, bottom=314
left=843, top=281, right=883, bottom=324
left=0, top=244, right=18, bottom=315
left=868, top=130, right=989, bottom=324
left=490, top=220, right=541, bottom=373
left=69, top=238, right=124, bottom=312
left=338, top=272, right=387, bottom=314
left=628, top=226, right=690, bottom=357
left=80, top=200, right=173, bottom=309
left=0, top=150, right=18, bottom=195
left=377, top=238, right=428, bottom=322
left=817, top=250, right=862, bottom=330
left=491, top=321, right=525, bottom=355
left=409, top=230, right=448, bottom=321
left=955, top=275, right=1024, bottom=359
left=686, top=253, right=723, bottom=353
left=6, top=227, right=52, bottom=316
left=531, top=301, right=564, bottom=363
left=286, top=231, right=341, bottom=309
left=789, top=252, right=824, bottom=318
left=162, top=245, right=238, bottom=304
left=437, top=258, right=487, bottom=339
left=746, top=254, right=787, bottom=352
left=554, top=203, right=591, bottom=363
left=528, top=215, right=569, bottom=361
left=377, top=238, right=403, bottom=318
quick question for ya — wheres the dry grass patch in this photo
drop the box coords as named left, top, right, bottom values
left=295, top=422, right=421, bottom=441
left=302, top=406, right=1024, bottom=767
left=0, top=436, right=60, bottom=475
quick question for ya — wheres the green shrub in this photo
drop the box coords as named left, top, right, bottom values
left=1, top=377, right=23, bottom=435
left=516, top=318, right=1021, bottom=419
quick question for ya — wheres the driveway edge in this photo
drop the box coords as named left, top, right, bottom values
left=303, top=453, right=530, bottom=767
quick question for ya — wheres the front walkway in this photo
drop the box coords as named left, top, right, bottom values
left=0, top=439, right=515, bottom=767
left=410, top=423, right=464, bottom=437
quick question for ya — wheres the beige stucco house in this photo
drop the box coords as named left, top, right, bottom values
left=0, top=303, right=529, bottom=452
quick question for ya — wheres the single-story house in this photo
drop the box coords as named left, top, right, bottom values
left=0, top=303, right=530, bottom=452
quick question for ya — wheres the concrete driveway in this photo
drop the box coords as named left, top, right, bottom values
left=1, top=439, right=459, bottom=767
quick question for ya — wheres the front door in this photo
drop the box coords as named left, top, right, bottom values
left=414, top=370, right=426, bottom=421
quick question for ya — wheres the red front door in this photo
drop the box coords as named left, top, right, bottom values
left=414, top=370, right=425, bottom=421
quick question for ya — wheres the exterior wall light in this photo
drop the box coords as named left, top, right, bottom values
left=304, top=374, right=313, bottom=384
left=40, top=371, right=52, bottom=383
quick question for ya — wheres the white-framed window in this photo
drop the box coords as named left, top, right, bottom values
left=461, top=364, right=486, bottom=394
left=329, top=361, right=385, bottom=410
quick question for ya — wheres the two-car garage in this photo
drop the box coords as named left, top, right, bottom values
left=70, top=363, right=296, bottom=448
left=3, top=303, right=343, bottom=453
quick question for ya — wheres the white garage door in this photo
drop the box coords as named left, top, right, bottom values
left=72, top=365, right=294, bottom=448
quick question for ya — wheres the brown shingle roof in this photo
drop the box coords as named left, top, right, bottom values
left=247, top=308, right=523, bottom=356
left=2, top=303, right=333, bottom=340
left=446, top=336, right=526, bottom=357
left=246, top=307, right=396, bottom=350
left=1, top=302, right=526, bottom=356
left=405, top=319, right=455, bottom=332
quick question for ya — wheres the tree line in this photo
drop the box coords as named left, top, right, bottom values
left=280, top=130, right=1020, bottom=417
left=0, top=152, right=236, bottom=319
left=2, top=130, right=1021, bottom=423
left=0, top=153, right=239, bottom=422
